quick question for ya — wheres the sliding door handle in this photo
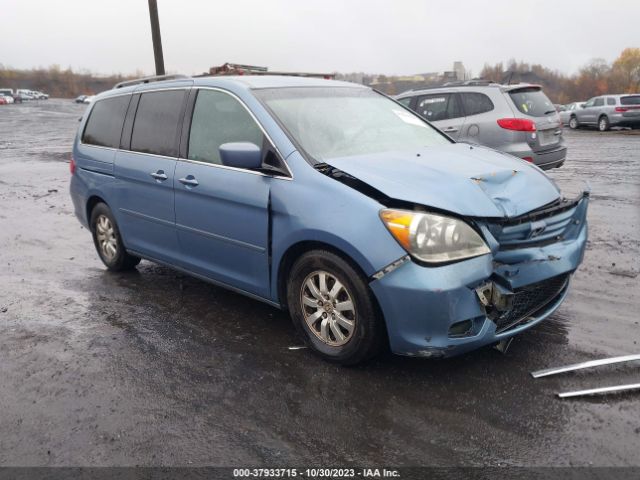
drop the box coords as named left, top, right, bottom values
left=179, top=176, right=199, bottom=187
left=150, top=170, right=168, bottom=181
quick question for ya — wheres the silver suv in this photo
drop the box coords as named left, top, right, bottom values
left=568, top=94, right=640, bottom=131
left=395, top=82, right=566, bottom=170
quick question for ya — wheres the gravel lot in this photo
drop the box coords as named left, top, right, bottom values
left=0, top=99, right=638, bottom=466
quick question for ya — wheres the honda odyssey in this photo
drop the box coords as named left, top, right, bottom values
left=70, top=75, right=588, bottom=364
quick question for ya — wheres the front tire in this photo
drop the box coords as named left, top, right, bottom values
left=568, top=116, right=579, bottom=129
left=90, top=203, right=141, bottom=271
left=598, top=116, right=610, bottom=132
left=286, top=250, right=386, bottom=365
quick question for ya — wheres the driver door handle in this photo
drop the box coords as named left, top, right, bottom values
left=443, top=127, right=458, bottom=133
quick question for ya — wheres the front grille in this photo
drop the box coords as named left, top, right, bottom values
left=495, top=274, right=569, bottom=333
left=488, top=195, right=585, bottom=251
left=494, top=205, right=577, bottom=249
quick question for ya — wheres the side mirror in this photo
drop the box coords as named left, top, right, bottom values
left=219, top=142, right=262, bottom=170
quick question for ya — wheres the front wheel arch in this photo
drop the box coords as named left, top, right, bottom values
left=277, top=241, right=371, bottom=311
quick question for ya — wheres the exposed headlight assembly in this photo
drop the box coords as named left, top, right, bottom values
left=380, top=209, right=490, bottom=264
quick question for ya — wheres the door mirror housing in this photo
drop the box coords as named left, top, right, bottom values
left=219, top=142, right=262, bottom=170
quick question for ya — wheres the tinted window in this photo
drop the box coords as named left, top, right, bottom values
left=131, top=90, right=186, bottom=157
left=621, top=96, right=640, bottom=105
left=415, top=94, right=449, bottom=121
left=415, top=94, right=463, bottom=121
left=460, top=92, right=494, bottom=116
left=508, top=88, right=555, bottom=117
left=188, top=90, right=264, bottom=165
left=607, top=97, right=616, bottom=105
left=594, top=98, right=604, bottom=107
left=82, top=96, right=130, bottom=148
left=397, top=97, right=412, bottom=107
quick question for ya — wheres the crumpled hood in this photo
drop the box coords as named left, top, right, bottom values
left=325, top=143, right=561, bottom=218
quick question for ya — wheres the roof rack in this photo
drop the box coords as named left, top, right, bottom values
left=441, top=79, right=497, bottom=87
left=397, top=79, right=499, bottom=95
left=114, top=74, right=190, bottom=89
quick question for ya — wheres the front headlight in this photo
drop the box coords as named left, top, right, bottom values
left=379, top=209, right=490, bottom=264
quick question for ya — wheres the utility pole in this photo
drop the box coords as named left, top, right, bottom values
left=148, top=0, right=165, bottom=76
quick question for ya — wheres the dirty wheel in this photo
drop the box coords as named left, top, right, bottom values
left=568, top=116, right=578, bottom=129
left=598, top=116, right=610, bottom=132
left=287, top=250, right=385, bottom=365
left=90, top=203, right=141, bottom=271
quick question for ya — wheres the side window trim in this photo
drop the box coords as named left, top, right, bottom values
left=179, top=86, right=292, bottom=179
left=120, top=93, right=140, bottom=151
left=450, top=93, right=464, bottom=120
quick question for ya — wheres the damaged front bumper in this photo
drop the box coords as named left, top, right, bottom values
left=370, top=193, right=589, bottom=358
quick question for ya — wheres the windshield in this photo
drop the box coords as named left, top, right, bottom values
left=255, top=87, right=450, bottom=162
left=509, top=88, right=555, bottom=117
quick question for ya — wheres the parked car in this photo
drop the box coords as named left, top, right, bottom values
left=0, top=88, right=20, bottom=103
left=395, top=82, right=566, bottom=170
left=75, top=95, right=88, bottom=103
left=16, top=89, right=35, bottom=100
left=31, top=90, right=49, bottom=100
left=568, top=94, right=640, bottom=131
left=70, top=75, right=588, bottom=364
left=559, top=102, right=585, bottom=125
left=0, top=92, right=14, bottom=104
left=83, top=95, right=95, bottom=104
left=0, top=96, right=7, bottom=105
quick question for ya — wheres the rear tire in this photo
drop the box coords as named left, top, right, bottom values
left=568, top=116, right=579, bottom=129
left=286, top=250, right=386, bottom=365
left=598, top=116, right=610, bottom=132
left=90, top=203, right=141, bottom=271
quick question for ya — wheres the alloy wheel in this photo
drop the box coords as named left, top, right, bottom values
left=300, top=270, right=356, bottom=346
left=95, top=214, right=118, bottom=261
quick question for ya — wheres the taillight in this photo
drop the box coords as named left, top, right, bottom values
left=615, top=107, right=628, bottom=112
left=497, top=118, right=537, bottom=132
left=70, top=155, right=76, bottom=175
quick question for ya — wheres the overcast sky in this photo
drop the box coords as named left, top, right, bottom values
left=1, top=0, right=638, bottom=77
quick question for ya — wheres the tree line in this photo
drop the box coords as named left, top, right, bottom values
left=479, top=48, right=640, bottom=103
left=0, top=64, right=139, bottom=98
left=1, top=48, right=638, bottom=102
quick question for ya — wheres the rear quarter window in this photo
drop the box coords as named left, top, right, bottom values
left=621, top=96, right=640, bottom=106
left=460, top=92, right=494, bottom=116
left=82, top=96, right=131, bottom=148
left=508, top=88, right=555, bottom=117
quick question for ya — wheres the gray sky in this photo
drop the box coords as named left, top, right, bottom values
left=1, top=0, right=638, bottom=77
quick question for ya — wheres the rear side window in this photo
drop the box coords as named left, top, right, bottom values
left=607, top=97, right=616, bottom=105
left=460, top=92, right=494, bottom=116
left=188, top=89, right=264, bottom=165
left=82, top=96, right=130, bottom=148
left=508, top=88, right=554, bottom=117
left=621, top=96, right=640, bottom=105
left=415, top=93, right=463, bottom=121
left=131, top=90, right=186, bottom=157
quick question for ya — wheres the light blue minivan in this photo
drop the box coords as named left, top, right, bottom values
left=70, top=75, right=589, bottom=364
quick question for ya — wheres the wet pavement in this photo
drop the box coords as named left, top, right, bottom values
left=0, top=100, right=638, bottom=466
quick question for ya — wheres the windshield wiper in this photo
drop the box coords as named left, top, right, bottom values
left=544, top=110, right=556, bottom=115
